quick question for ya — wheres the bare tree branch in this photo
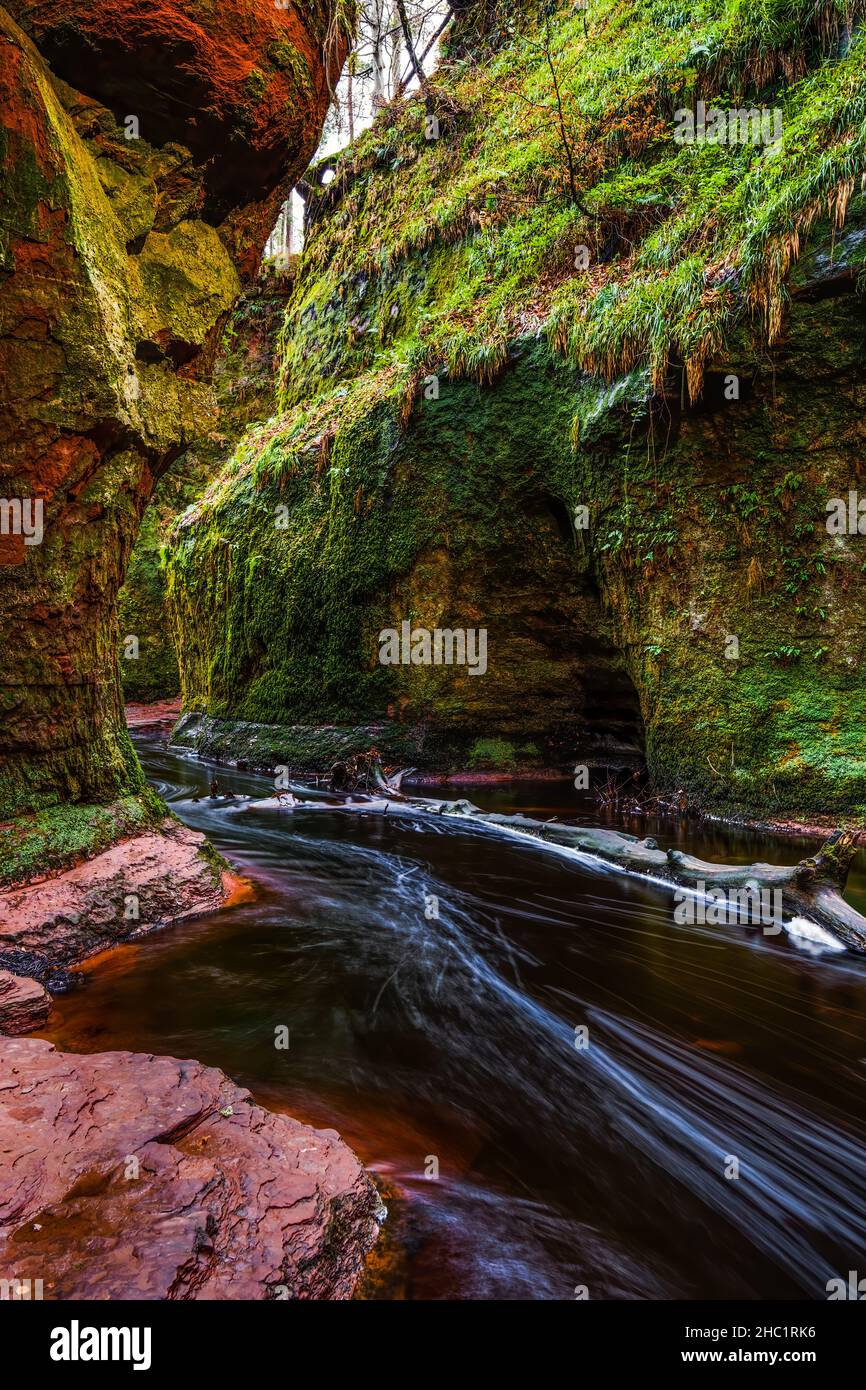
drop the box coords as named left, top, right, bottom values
left=395, top=0, right=428, bottom=93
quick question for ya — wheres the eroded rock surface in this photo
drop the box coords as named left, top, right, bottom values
left=0, top=819, right=231, bottom=981
left=0, top=1, right=346, bottom=818
left=0, top=970, right=51, bottom=1033
left=0, top=1038, right=382, bottom=1299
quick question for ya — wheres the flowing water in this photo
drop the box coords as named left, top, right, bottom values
left=43, top=735, right=866, bottom=1300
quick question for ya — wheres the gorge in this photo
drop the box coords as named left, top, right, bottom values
left=2, top=0, right=866, bottom=1307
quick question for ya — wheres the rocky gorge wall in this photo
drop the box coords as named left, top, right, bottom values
left=168, top=342, right=648, bottom=777
left=119, top=281, right=292, bottom=703
left=0, top=0, right=348, bottom=825
left=0, top=4, right=386, bottom=1304
left=165, top=0, right=866, bottom=819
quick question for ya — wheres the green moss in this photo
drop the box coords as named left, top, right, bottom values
left=120, top=288, right=289, bottom=701
left=468, top=738, right=518, bottom=769
left=277, top=0, right=866, bottom=410
left=120, top=481, right=185, bottom=702
left=138, top=221, right=241, bottom=348
left=165, top=0, right=866, bottom=817
left=172, top=712, right=407, bottom=771
left=268, top=39, right=311, bottom=88
left=244, top=67, right=268, bottom=104
left=94, top=156, right=156, bottom=244
left=0, top=788, right=167, bottom=886
left=164, top=343, right=594, bottom=750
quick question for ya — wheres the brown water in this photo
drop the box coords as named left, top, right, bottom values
left=43, top=736, right=866, bottom=1300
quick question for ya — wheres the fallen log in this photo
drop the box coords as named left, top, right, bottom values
left=371, top=764, right=416, bottom=798
left=235, top=767, right=866, bottom=954
left=420, top=807, right=866, bottom=954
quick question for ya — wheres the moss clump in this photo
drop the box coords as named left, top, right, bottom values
left=244, top=67, right=268, bottom=104
left=0, top=788, right=167, bottom=886
left=468, top=738, right=518, bottom=770
left=268, top=38, right=311, bottom=87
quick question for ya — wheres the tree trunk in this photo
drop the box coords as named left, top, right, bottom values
left=347, top=50, right=355, bottom=142
left=243, top=772, right=866, bottom=955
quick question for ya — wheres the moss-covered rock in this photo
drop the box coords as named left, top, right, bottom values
left=0, top=788, right=166, bottom=886
left=167, top=340, right=644, bottom=772
left=119, top=283, right=292, bottom=702
left=166, top=0, right=866, bottom=817
left=0, top=2, right=347, bottom=823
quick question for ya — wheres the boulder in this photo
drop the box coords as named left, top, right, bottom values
left=0, top=970, right=51, bottom=1034
left=0, top=819, right=237, bottom=981
left=0, top=1038, right=383, bottom=1299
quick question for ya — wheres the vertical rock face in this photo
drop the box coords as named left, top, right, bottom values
left=165, top=2, right=866, bottom=816
left=119, top=282, right=292, bottom=703
left=167, top=346, right=649, bottom=776
left=0, top=2, right=346, bottom=819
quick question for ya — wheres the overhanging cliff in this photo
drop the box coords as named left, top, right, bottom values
left=0, top=0, right=349, bottom=820
left=164, top=0, right=866, bottom=816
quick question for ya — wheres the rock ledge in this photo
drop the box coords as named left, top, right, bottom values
left=0, top=1039, right=382, bottom=1299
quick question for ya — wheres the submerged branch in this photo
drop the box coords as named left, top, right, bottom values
left=237, top=765, right=866, bottom=953
left=422, top=808, right=866, bottom=954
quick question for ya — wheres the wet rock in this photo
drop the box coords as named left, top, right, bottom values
left=0, top=1039, right=382, bottom=1299
left=0, top=820, right=228, bottom=977
left=0, top=970, right=51, bottom=1035
left=43, top=968, right=85, bottom=997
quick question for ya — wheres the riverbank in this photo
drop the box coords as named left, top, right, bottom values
left=0, top=1038, right=383, bottom=1299
left=158, top=703, right=866, bottom=844
left=126, top=697, right=184, bottom=733
left=5, top=728, right=863, bottom=1297
left=36, top=730, right=866, bottom=1300
left=0, top=713, right=383, bottom=1302
left=0, top=818, right=243, bottom=994
left=0, top=707, right=253, bottom=1003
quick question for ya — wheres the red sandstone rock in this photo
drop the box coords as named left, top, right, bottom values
left=0, top=970, right=51, bottom=1034
left=0, top=2, right=346, bottom=819
left=0, top=819, right=231, bottom=979
left=0, top=1038, right=383, bottom=1299
left=125, top=697, right=184, bottom=731
left=5, top=0, right=346, bottom=274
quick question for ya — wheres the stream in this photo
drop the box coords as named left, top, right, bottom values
left=42, top=734, right=866, bottom=1300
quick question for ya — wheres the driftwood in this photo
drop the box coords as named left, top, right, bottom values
left=420, top=808, right=866, bottom=954
left=238, top=763, right=866, bottom=953
left=327, top=754, right=416, bottom=796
